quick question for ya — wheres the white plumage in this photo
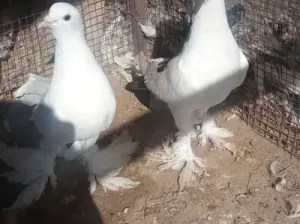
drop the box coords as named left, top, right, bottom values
left=33, top=3, right=116, bottom=160
left=145, top=0, right=249, bottom=190
left=13, top=73, right=52, bottom=107
left=81, top=130, right=140, bottom=193
left=0, top=2, right=138, bottom=208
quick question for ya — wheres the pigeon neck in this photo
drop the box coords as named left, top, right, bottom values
left=180, top=0, right=230, bottom=64
left=192, top=0, right=228, bottom=30
left=54, top=32, right=86, bottom=51
left=53, top=28, right=85, bottom=45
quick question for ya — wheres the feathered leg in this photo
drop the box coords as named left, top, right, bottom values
left=197, top=112, right=233, bottom=150
left=62, top=136, right=99, bottom=161
left=147, top=104, right=206, bottom=190
left=80, top=131, right=140, bottom=194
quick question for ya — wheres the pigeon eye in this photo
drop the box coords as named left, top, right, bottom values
left=64, top=14, right=71, bottom=21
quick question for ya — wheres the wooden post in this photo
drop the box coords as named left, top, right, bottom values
left=128, top=0, right=147, bottom=55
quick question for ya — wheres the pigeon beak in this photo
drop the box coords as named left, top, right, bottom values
left=37, top=16, right=55, bottom=29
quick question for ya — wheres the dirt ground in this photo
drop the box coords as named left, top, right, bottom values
left=0, top=74, right=297, bottom=224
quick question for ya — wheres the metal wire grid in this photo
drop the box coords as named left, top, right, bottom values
left=228, top=0, right=300, bottom=154
left=0, top=0, right=133, bottom=100
left=145, top=0, right=193, bottom=58
left=145, top=0, right=300, bottom=154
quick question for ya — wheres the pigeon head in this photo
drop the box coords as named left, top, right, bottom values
left=38, top=3, right=84, bottom=38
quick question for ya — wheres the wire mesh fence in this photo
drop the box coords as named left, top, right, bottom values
left=0, top=0, right=299, bottom=154
left=0, top=0, right=133, bottom=100
left=227, top=0, right=300, bottom=154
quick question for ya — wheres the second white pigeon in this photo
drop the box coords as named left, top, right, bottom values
left=143, top=0, right=249, bottom=190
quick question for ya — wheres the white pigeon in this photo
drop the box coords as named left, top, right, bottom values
left=34, top=3, right=138, bottom=193
left=0, top=2, right=138, bottom=208
left=33, top=2, right=116, bottom=160
left=144, top=0, right=249, bottom=190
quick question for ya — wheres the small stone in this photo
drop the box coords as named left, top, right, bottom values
left=280, top=178, right=287, bottom=185
left=133, top=198, right=146, bottom=211
left=275, top=184, right=284, bottom=192
left=245, top=156, right=253, bottom=163
left=123, top=207, right=129, bottom=214
left=204, top=171, right=210, bottom=177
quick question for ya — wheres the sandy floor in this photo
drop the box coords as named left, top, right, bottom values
left=0, top=74, right=297, bottom=224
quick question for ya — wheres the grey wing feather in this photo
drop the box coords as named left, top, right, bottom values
left=9, top=175, right=48, bottom=209
left=0, top=144, right=55, bottom=209
left=5, top=74, right=52, bottom=134
left=0, top=170, right=41, bottom=185
left=14, top=73, right=52, bottom=107
left=0, top=144, right=56, bottom=182
left=0, top=144, right=42, bottom=171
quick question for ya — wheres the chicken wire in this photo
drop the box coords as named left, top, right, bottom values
left=0, top=0, right=133, bottom=100
left=0, top=0, right=299, bottom=154
left=228, top=0, right=300, bottom=155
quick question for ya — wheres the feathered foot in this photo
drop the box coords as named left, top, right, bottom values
left=147, top=133, right=206, bottom=191
left=81, top=130, right=140, bottom=194
left=88, top=168, right=140, bottom=194
left=197, top=118, right=233, bottom=150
